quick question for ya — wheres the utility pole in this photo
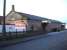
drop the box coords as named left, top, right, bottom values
left=3, top=0, right=6, bottom=36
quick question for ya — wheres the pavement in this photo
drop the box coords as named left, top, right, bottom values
left=0, top=32, right=48, bottom=47
left=0, top=30, right=66, bottom=50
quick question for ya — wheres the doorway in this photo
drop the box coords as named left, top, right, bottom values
left=41, top=22, right=48, bottom=31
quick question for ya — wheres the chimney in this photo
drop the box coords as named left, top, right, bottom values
left=12, top=5, right=15, bottom=11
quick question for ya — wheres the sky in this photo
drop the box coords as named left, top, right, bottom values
left=0, top=0, right=67, bottom=23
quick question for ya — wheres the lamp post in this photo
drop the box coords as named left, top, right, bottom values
left=3, top=0, right=6, bottom=36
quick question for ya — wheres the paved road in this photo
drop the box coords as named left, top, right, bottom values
left=0, top=30, right=67, bottom=50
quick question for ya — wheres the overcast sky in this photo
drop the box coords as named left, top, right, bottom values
left=0, top=0, right=67, bottom=23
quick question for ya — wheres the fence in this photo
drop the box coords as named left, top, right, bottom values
left=0, top=24, right=26, bottom=33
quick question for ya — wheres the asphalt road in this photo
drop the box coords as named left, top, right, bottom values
left=0, top=30, right=67, bottom=50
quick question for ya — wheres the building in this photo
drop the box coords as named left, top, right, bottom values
left=5, top=5, right=65, bottom=32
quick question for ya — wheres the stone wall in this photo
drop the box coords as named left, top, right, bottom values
left=27, top=20, right=42, bottom=31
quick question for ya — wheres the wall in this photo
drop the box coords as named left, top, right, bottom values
left=27, top=20, right=42, bottom=31
left=45, top=23, right=62, bottom=32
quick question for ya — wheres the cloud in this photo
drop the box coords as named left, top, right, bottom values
left=0, top=0, right=67, bottom=23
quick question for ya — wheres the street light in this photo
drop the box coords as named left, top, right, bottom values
left=3, top=0, right=6, bottom=36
